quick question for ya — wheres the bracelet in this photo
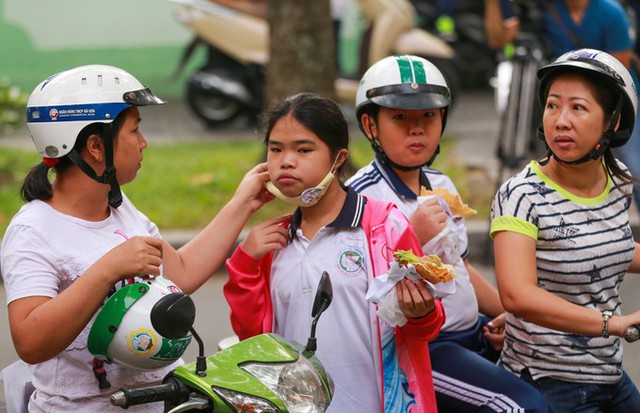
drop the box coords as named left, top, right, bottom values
left=602, top=310, right=614, bottom=338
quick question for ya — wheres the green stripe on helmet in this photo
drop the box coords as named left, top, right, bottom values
left=395, top=56, right=428, bottom=84
left=396, top=56, right=414, bottom=83
left=412, top=59, right=427, bottom=84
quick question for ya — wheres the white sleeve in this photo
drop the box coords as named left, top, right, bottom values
left=1, top=225, right=60, bottom=304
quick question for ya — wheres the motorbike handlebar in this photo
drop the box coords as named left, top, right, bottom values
left=624, top=325, right=640, bottom=343
left=110, top=377, right=190, bottom=408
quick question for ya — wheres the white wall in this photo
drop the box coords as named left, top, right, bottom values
left=4, top=0, right=191, bottom=49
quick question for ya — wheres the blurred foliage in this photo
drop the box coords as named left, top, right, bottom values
left=0, top=137, right=486, bottom=237
left=0, top=78, right=28, bottom=135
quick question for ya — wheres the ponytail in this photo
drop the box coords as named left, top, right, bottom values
left=19, top=107, right=131, bottom=203
left=21, top=162, right=53, bottom=202
left=605, top=149, right=635, bottom=196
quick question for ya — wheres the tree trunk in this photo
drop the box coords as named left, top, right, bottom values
left=265, top=0, right=337, bottom=108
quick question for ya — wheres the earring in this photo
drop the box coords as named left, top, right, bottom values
left=98, top=156, right=103, bottom=162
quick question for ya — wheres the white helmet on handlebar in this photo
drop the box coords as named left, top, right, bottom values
left=88, top=276, right=193, bottom=370
left=355, top=55, right=451, bottom=169
left=26, top=65, right=165, bottom=208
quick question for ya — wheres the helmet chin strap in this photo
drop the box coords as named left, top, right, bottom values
left=67, top=132, right=123, bottom=208
left=366, top=122, right=439, bottom=170
left=538, top=98, right=625, bottom=166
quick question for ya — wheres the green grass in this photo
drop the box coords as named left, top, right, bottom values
left=0, top=137, right=488, bottom=237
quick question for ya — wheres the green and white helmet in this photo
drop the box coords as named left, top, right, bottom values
left=88, top=276, right=193, bottom=370
left=355, top=54, right=451, bottom=135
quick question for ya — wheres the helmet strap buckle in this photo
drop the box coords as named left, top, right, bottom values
left=92, top=358, right=111, bottom=389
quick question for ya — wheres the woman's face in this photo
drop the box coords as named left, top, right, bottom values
left=266, top=114, right=335, bottom=197
left=372, top=107, right=443, bottom=168
left=542, top=73, right=609, bottom=161
left=113, top=107, right=148, bottom=185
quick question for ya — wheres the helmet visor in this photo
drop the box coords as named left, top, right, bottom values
left=122, top=87, right=166, bottom=106
left=367, top=83, right=450, bottom=110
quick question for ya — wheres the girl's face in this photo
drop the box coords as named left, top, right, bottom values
left=543, top=74, right=609, bottom=161
left=267, top=114, right=335, bottom=197
left=113, top=107, right=148, bottom=185
left=372, top=107, right=443, bottom=168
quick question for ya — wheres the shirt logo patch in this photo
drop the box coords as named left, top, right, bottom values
left=337, top=248, right=365, bottom=276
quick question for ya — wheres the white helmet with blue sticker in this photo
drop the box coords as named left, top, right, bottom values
left=537, top=48, right=638, bottom=147
left=26, top=64, right=164, bottom=159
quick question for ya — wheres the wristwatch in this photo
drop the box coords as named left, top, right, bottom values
left=602, top=310, right=614, bottom=338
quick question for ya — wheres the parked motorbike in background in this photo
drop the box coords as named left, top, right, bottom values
left=110, top=271, right=335, bottom=412
left=169, top=0, right=458, bottom=128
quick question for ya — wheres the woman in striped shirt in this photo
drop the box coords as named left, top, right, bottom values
left=491, top=48, right=640, bottom=412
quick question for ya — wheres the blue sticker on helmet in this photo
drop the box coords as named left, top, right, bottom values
left=27, top=102, right=130, bottom=123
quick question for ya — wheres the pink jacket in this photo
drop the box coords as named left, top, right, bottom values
left=224, top=197, right=445, bottom=412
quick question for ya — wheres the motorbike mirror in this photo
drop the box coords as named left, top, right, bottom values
left=306, top=272, right=333, bottom=354
left=311, top=271, right=333, bottom=318
left=150, top=293, right=196, bottom=339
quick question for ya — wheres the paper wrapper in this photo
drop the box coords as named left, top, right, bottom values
left=366, top=260, right=456, bottom=327
left=419, top=187, right=476, bottom=218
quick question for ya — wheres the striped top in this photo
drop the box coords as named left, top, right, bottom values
left=490, top=160, right=634, bottom=384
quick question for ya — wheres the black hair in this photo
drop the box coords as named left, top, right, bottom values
left=541, top=69, right=634, bottom=189
left=261, top=93, right=349, bottom=176
left=20, top=108, right=130, bottom=202
left=357, top=103, right=380, bottom=136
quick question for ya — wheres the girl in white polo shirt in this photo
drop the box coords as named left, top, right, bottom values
left=224, top=92, right=445, bottom=412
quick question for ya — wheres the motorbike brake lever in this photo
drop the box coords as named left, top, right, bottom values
left=167, top=395, right=210, bottom=413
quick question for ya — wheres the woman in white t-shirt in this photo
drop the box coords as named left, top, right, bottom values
left=1, top=65, right=272, bottom=412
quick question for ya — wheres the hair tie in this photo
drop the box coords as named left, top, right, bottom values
left=43, top=158, right=60, bottom=168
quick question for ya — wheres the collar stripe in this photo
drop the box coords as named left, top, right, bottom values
left=374, top=154, right=431, bottom=199
left=351, top=193, right=365, bottom=227
left=289, top=188, right=366, bottom=238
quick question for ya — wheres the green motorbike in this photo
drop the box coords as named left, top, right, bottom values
left=109, top=272, right=335, bottom=412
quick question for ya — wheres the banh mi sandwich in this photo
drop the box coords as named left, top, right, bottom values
left=394, top=250, right=455, bottom=284
left=420, top=187, right=477, bottom=217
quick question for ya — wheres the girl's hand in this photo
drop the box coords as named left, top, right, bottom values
left=234, top=162, right=274, bottom=212
left=396, top=278, right=436, bottom=319
left=241, top=214, right=291, bottom=259
left=483, top=313, right=506, bottom=351
left=97, top=236, right=163, bottom=283
left=409, top=198, right=447, bottom=245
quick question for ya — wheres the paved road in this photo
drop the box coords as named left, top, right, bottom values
left=3, top=264, right=640, bottom=409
